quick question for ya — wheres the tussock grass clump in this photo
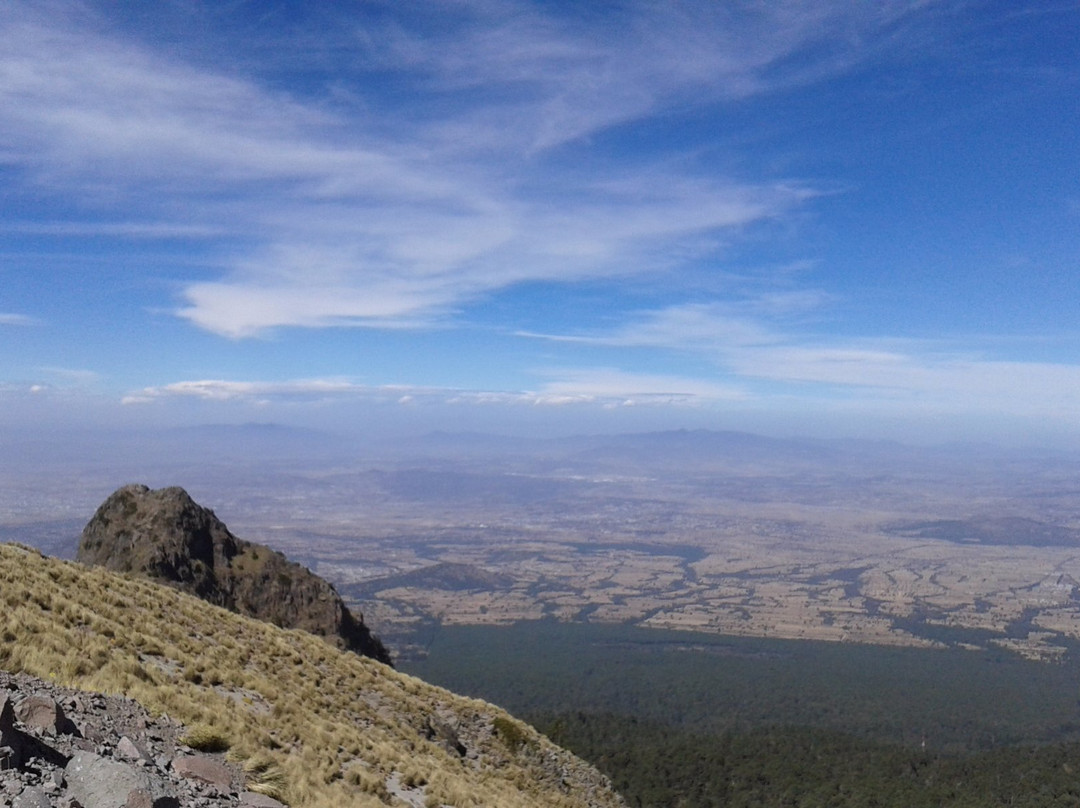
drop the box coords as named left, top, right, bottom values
left=494, top=715, right=530, bottom=753
left=344, top=764, right=388, bottom=799
left=238, top=753, right=288, bottom=800
left=181, top=724, right=231, bottom=753
left=0, top=543, right=621, bottom=808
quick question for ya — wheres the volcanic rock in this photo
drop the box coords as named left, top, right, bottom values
left=78, top=484, right=391, bottom=665
left=0, top=670, right=243, bottom=808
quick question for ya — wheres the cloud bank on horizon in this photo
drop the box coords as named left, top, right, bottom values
left=1, top=1, right=1078, bottom=444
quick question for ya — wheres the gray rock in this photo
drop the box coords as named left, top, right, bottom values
left=80, top=721, right=106, bottom=743
left=16, top=695, right=65, bottom=734
left=124, top=788, right=180, bottom=808
left=0, top=666, right=249, bottom=808
left=116, top=735, right=152, bottom=762
left=65, top=750, right=177, bottom=808
left=72, top=736, right=98, bottom=752
left=426, top=715, right=466, bottom=757
left=13, top=786, right=51, bottom=808
left=172, top=754, right=234, bottom=789
left=18, top=693, right=80, bottom=737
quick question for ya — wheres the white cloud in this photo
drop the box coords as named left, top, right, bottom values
left=729, top=344, right=1080, bottom=417
left=124, top=378, right=522, bottom=407
left=122, top=378, right=369, bottom=405
left=122, top=370, right=746, bottom=412
left=525, top=299, right=1080, bottom=424
left=0, top=1, right=929, bottom=337
left=372, top=1, right=936, bottom=153
left=536, top=367, right=748, bottom=405
left=520, top=301, right=792, bottom=351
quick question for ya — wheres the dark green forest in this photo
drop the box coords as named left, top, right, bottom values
left=403, top=622, right=1080, bottom=807
left=533, top=715, right=1080, bottom=807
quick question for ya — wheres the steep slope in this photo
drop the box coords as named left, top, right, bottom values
left=77, top=484, right=391, bottom=665
left=0, top=543, right=623, bottom=808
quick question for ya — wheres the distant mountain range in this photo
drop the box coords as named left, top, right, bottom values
left=6, top=422, right=1078, bottom=476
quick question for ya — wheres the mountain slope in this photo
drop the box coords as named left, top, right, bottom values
left=0, top=543, right=623, bottom=808
left=77, top=484, right=391, bottom=665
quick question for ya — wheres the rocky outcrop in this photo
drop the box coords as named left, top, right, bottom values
left=0, top=670, right=277, bottom=808
left=77, top=484, right=391, bottom=666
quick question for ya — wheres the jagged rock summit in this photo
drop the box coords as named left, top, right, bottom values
left=78, top=484, right=391, bottom=666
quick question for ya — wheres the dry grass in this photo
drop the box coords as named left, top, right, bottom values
left=181, top=724, right=231, bottom=753
left=0, top=543, right=621, bottom=808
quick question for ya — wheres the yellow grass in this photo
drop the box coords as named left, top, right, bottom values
left=0, top=543, right=621, bottom=808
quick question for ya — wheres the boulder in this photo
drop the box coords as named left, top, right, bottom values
left=12, top=787, right=50, bottom=808
left=172, top=754, right=234, bottom=789
left=64, top=751, right=177, bottom=808
left=115, top=735, right=152, bottom=763
left=16, top=694, right=78, bottom=735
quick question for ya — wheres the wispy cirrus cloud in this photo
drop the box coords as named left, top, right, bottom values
left=369, top=1, right=939, bottom=153
left=0, top=313, right=38, bottom=326
left=729, top=345, right=1080, bottom=416
left=0, top=0, right=935, bottom=338
left=520, top=300, right=809, bottom=351
left=525, top=300, right=1080, bottom=421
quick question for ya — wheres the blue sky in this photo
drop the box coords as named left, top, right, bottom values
left=1, top=0, right=1079, bottom=445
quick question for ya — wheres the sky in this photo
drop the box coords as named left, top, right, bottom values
left=1, top=0, right=1079, bottom=446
